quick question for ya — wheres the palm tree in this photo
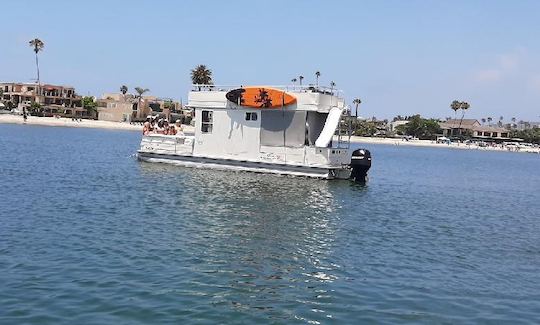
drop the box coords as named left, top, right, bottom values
left=457, top=101, right=470, bottom=135
left=29, top=38, right=44, bottom=99
left=120, top=85, right=128, bottom=101
left=315, top=71, right=321, bottom=87
left=190, top=65, right=213, bottom=88
left=511, top=117, right=516, bottom=129
left=330, top=81, right=336, bottom=92
left=352, top=98, right=362, bottom=118
left=450, top=100, right=460, bottom=120
left=299, top=75, right=304, bottom=86
left=291, top=78, right=297, bottom=85
left=481, top=118, right=486, bottom=125
left=134, top=87, right=149, bottom=119
left=487, top=117, right=493, bottom=126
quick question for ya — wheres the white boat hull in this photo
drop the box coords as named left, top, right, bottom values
left=137, top=151, right=351, bottom=179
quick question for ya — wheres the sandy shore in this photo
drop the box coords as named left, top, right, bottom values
left=351, top=136, right=540, bottom=154
left=0, top=114, right=199, bottom=133
left=0, top=114, right=143, bottom=131
left=1, top=115, right=537, bottom=154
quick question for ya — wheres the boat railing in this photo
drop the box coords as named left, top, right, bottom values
left=141, top=134, right=195, bottom=155
left=332, top=112, right=353, bottom=149
left=191, top=84, right=344, bottom=98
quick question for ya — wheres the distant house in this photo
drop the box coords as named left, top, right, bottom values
left=97, top=92, right=183, bottom=122
left=439, top=119, right=480, bottom=136
left=439, top=119, right=510, bottom=141
left=472, top=126, right=510, bottom=140
left=388, top=120, right=409, bottom=132
left=0, top=81, right=84, bottom=117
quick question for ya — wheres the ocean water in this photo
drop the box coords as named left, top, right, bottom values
left=1, top=124, right=540, bottom=324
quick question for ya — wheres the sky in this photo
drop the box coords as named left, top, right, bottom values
left=2, top=0, right=540, bottom=121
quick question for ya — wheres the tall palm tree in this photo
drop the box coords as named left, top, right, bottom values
left=134, top=87, right=149, bottom=119
left=120, top=85, right=128, bottom=95
left=511, top=117, right=516, bottom=129
left=457, top=101, right=470, bottom=135
left=352, top=98, right=362, bottom=118
left=481, top=118, right=486, bottom=125
left=450, top=100, right=460, bottom=120
left=291, top=78, right=297, bottom=85
left=29, top=38, right=44, bottom=99
left=487, top=117, right=493, bottom=126
left=190, top=65, right=213, bottom=87
left=299, top=75, right=304, bottom=86
left=315, top=71, right=321, bottom=87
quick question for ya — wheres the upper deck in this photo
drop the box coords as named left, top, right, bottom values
left=188, top=85, right=346, bottom=113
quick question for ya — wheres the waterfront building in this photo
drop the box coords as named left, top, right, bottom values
left=0, top=81, right=84, bottom=116
left=439, top=119, right=511, bottom=141
left=96, top=95, right=136, bottom=122
left=96, top=92, right=183, bottom=122
left=388, top=120, right=409, bottom=132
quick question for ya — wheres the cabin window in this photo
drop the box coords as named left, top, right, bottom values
left=201, top=110, right=213, bottom=133
left=245, top=112, right=258, bottom=121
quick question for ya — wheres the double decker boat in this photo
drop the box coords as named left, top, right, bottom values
left=137, top=85, right=371, bottom=181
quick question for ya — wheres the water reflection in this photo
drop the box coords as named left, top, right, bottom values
left=138, top=162, right=346, bottom=322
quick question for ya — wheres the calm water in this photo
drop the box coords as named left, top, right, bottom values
left=1, top=124, right=540, bottom=324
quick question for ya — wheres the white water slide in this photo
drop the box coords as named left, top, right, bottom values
left=315, top=106, right=343, bottom=148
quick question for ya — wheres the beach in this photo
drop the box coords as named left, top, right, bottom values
left=1, top=114, right=537, bottom=154
left=0, top=114, right=200, bottom=133
left=0, top=114, right=142, bottom=131
left=350, top=135, right=540, bottom=153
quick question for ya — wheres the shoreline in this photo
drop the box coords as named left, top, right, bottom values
left=1, top=115, right=537, bottom=154
left=0, top=114, right=142, bottom=131
left=351, top=136, right=540, bottom=154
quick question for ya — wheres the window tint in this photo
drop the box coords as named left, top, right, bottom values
left=245, top=112, right=258, bottom=121
left=201, top=110, right=213, bottom=133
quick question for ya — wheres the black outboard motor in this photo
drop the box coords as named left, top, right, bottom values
left=350, top=149, right=371, bottom=182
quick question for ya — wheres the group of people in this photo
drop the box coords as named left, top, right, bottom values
left=143, top=115, right=184, bottom=136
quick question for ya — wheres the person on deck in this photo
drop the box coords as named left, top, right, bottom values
left=143, top=121, right=151, bottom=135
left=175, top=120, right=184, bottom=136
left=163, top=120, right=170, bottom=135
left=156, top=119, right=166, bottom=134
